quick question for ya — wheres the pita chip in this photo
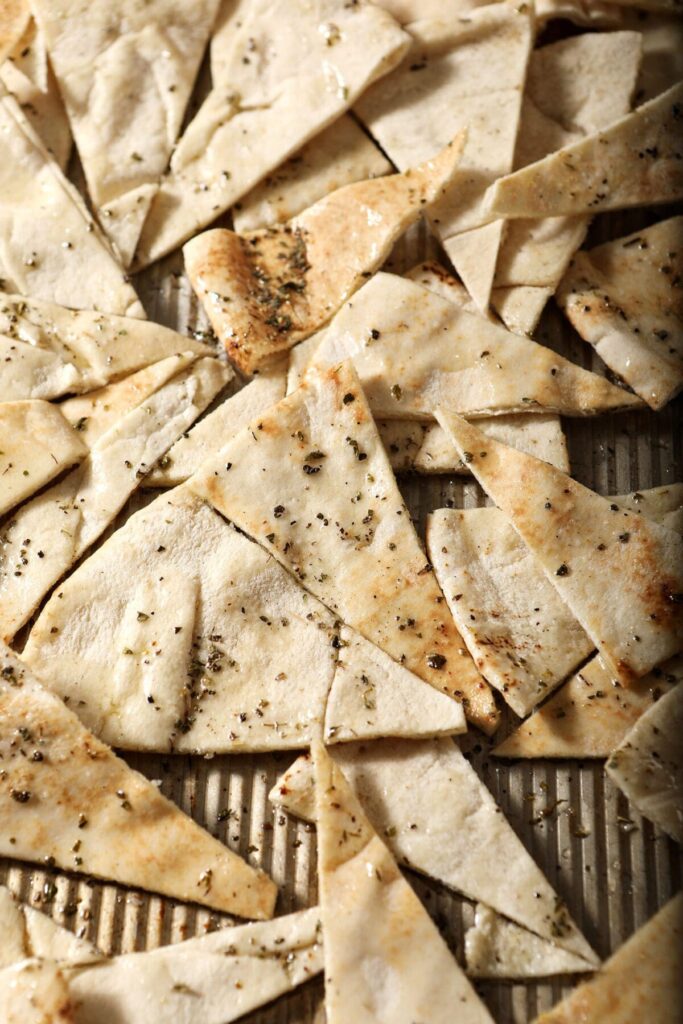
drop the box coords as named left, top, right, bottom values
left=613, top=482, right=683, bottom=534
left=606, top=681, right=683, bottom=842
left=557, top=215, right=683, bottom=410
left=0, top=401, right=86, bottom=517
left=0, top=643, right=277, bottom=918
left=535, top=893, right=683, bottom=1024
left=232, top=114, right=393, bottom=233
left=0, top=293, right=211, bottom=403
left=0, top=886, right=102, bottom=969
left=632, top=11, right=683, bottom=103
left=490, top=284, right=553, bottom=336
left=442, top=220, right=506, bottom=314
left=133, top=0, right=410, bottom=268
left=188, top=361, right=498, bottom=733
left=313, top=741, right=494, bottom=1024
left=184, top=137, right=465, bottom=374
left=0, top=0, right=28, bottom=64
left=436, top=411, right=683, bottom=684
left=0, top=86, right=144, bottom=316
left=0, top=959, right=74, bottom=1024
left=486, top=82, right=683, bottom=220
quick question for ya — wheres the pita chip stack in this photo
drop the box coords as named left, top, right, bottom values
left=188, top=361, right=498, bottom=733
left=313, top=741, right=495, bottom=1024
left=0, top=642, right=277, bottom=918
left=557, top=215, right=683, bottom=410
left=184, top=137, right=466, bottom=374
left=535, top=892, right=683, bottom=1024
left=437, top=411, right=683, bottom=685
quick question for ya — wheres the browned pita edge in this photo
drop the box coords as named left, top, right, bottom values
left=183, top=136, right=465, bottom=375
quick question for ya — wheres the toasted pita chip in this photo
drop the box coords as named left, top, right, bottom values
left=606, top=682, right=683, bottom=842
left=557, top=215, right=683, bottom=410
left=442, top=220, right=506, bottom=314
left=632, top=11, right=683, bottom=102
left=314, top=742, right=494, bottom=1024
left=0, top=643, right=276, bottom=918
left=0, top=959, right=74, bottom=1024
left=535, top=893, right=683, bottom=1024
left=487, top=82, right=683, bottom=219
left=0, top=886, right=102, bottom=969
left=404, top=258, right=476, bottom=309
left=188, top=361, right=497, bottom=733
left=0, top=0, right=28, bottom=64
left=185, top=137, right=465, bottom=374
left=436, top=411, right=683, bottom=684
left=307, top=273, right=642, bottom=418
left=613, top=483, right=683, bottom=533
left=490, top=284, right=554, bottom=335
left=0, top=357, right=229, bottom=640
left=0, top=86, right=144, bottom=316
left=133, top=0, right=410, bottom=268
left=0, top=401, right=86, bottom=517
left=272, top=739, right=598, bottom=962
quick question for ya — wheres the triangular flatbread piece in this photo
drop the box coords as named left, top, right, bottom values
left=0, top=643, right=276, bottom=918
left=443, top=220, right=506, bottom=314
left=534, top=893, right=683, bottom=1024
left=184, top=137, right=465, bottom=374
left=0, top=0, right=29, bottom=64
left=490, top=284, right=554, bottom=336
left=436, top=410, right=683, bottom=684
left=558, top=215, right=683, bottom=410
left=314, top=741, right=494, bottom=1024
left=0, top=958, right=74, bottom=1024
left=0, top=886, right=102, bottom=968
left=188, top=361, right=498, bottom=732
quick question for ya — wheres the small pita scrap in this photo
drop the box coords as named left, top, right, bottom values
left=0, top=643, right=277, bottom=918
left=313, top=741, right=494, bottom=1024
left=535, top=893, right=683, bottom=1024
left=0, top=0, right=29, bottom=64
left=185, top=137, right=465, bottom=374
left=632, top=11, right=683, bottom=103
left=436, top=411, right=683, bottom=684
left=557, top=215, right=683, bottom=410
left=0, top=958, right=74, bottom=1024
left=232, top=114, right=393, bottom=233
left=0, top=401, right=86, bottom=518
left=0, top=293, right=211, bottom=402
left=613, top=483, right=683, bottom=534
left=188, top=361, right=498, bottom=733
left=486, top=82, right=683, bottom=220
left=272, top=739, right=598, bottom=963
left=0, top=886, right=102, bottom=969
left=133, top=0, right=410, bottom=268
left=0, top=86, right=144, bottom=316
left=606, top=681, right=683, bottom=842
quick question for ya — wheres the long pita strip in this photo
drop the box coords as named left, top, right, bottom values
left=436, top=410, right=683, bottom=684
left=0, top=643, right=276, bottom=918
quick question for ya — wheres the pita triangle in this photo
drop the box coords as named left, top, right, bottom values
left=490, top=284, right=554, bottom=336
left=0, top=885, right=102, bottom=968
left=443, top=220, right=506, bottom=315
left=535, top=893, right=683, bottom=1024
left=184, top=136, right=465, bottom=375
left=188, top=361, right=498, bottom=733
left=271, top=738, right=599, bottom=963
left=436, top=410, right=683, bottom=684
left=313, top=741, right=494, bottom=1024
left=0, top=0, right=29, bottom=65
left=0, top=958, right=75, bottom=1023
left=0, top=642, right=276, bottom=918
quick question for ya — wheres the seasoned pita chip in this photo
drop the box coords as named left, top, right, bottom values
left=272, top=739, right=598, bottom=962
left=486, top=82, right=683, bottom=219
left=490, top=284, right=554, bottom=336
left=404, top=259, right=476, bottom=310
left=0, top=959, right=74, bottom=1024
left=535, top=893, right=683, bottom=1024
left=0, top=643, right=276, bottom=918
left=436, top=411, right=683, bottom=684
left=314, top=742, right=494, bottom=1024
left=0, top=401, right=86, bottom=517
left=232, top=114, right=392, bottom=232
left=606, top=682, right=683, bottom=842
left=613, top=483, right=683, bottom=533
left=185, top=137, right=465, bottom=374
left=442, top=220, right=506, bottom=314
left=0, top=293, right=211, bottom=402
left=0, top=0, right=29, bottom=64
left=0, top=886, right=102, bottom=968
left=188, top=362, right=498, bottom=733
left=0, top=87, right=144, bottom=316
left=133, top=0, right=410, bottom=268
left=557, top=215, right=683, bottom=410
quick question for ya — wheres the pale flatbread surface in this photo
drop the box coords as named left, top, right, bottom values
left=0, top=958, right=75, bottom=1024
left=0, top=885, right=102, bottom=969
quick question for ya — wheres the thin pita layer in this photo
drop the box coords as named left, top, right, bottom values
left=0, top=886, right=101, bottom=968
left=0, top=401, right=86, bottom=517
left=0, top=959, right=74, bottom=1024
left=272, top=739, right=598, bottom=962
left=0, top=293, right=211, bottom=402
left=0, top=87, right=144, bottom=316
left=307, top=273, right=641, bottom=418
left=133, top=0, right=410, bottom=267
left=233, top=114, right=392, bottom=232
left=188, top=361, right=497, bottom=733
left=30, top=0, right=221, bottom=264
left=443, top=220, right=506, bottom=314
left=0, top=644, right=276, bottom=918
left=606, top=682, right=683, bottom=842
left=535, top=893, right=683, bottom=1024
left=490, top=284, right=554, bottom=336
left=486, top=82, right=683, bottom=219
left=436, top=411, right=683, bottom=684
left=557, top=215, right=683, bottom=410
left=184, top=137, right=465, bottom=374
left=0, top=0, right=28, bottom=64
left=314, top=742, right=493, bottom=1024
